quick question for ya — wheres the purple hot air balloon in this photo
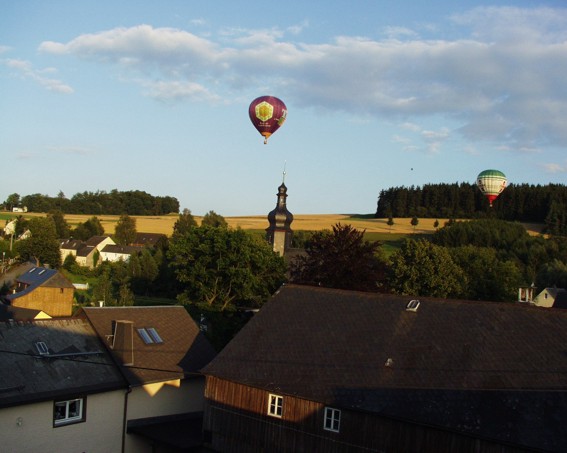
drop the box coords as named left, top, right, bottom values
left=249, top=96, right=287, bottom=144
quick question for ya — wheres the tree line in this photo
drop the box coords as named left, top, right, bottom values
left=375, top=183, right=567, bottom=234
left=3, top=190, right=179, bottom=215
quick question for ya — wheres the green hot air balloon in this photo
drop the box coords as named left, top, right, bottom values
left=476, top=169, right=507, bottom=207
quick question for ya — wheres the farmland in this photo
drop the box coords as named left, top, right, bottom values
left=1, top=212, right=544, bottom=237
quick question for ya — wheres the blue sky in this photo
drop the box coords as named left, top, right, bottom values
left=1, top=1, right=566, bottom=216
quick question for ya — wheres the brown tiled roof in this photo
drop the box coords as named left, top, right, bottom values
left=203, top=284, right=567, bottom=450
left=0, top=318, right=125, bottom=408
left=78, top=306, right=216, bottom=386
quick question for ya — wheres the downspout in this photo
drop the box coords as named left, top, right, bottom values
left=122, top=386, right=132, bottom=453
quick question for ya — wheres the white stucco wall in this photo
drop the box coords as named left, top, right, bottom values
left=0, top=390, right=124, bottom=453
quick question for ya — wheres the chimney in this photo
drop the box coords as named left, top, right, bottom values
left=111, top=320, right=134, bottom=366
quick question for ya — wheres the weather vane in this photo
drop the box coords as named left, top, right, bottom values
left=282, top=161, right=287, bottom=183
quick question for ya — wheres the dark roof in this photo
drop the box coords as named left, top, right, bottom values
left=78, top=306, right=217, bottom=386
left=59, top=238, right=85, bottom=250
left=131, top=232, right=167, bottom=247
left=6, top=266, right=74, bottom=302
left=0, top=318, right=125, bottom=408
left=0, top=304, right=49, bottom=321
left=101, top=244, right=139, bottom=255
left=553, top=291, right=567, bottom=309
left=203, top=284, right=567, bottom=451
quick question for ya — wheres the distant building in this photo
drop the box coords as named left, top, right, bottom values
left=4, top=266, right=74, bottom=317
left=266, top=176, right=293, bottom=256
left=533, top=287, right=566, bottom=307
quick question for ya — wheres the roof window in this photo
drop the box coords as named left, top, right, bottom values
left=406, top=299, right=420, bottom=312
left=35, top=341, right=49, bottom=355
left=137, top=328, right=163, bottom=344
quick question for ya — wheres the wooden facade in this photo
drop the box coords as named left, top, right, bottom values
left=10, top=285, right=73, bottom=317
left=204, top=377, right=536, bottom=453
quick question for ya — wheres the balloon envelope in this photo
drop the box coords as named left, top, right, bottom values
left=476, top=169, right=507, bottom=207
left=249, top=96, right=287, bottom=144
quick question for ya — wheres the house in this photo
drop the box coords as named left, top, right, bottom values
left=202, top=284, right=567, bottom=452
left=76, top=305, right=217, bottom=452
left=99, top=244, right=140, bottom=263
left=0, top=318, right=126, bottom=452
left=4, top=266, right=74, bottom=317
left=533, top=287, right=566, bottom=307
left=60, top=236, right=115, bottom=268
left=130, top=232, right=167, bottom=248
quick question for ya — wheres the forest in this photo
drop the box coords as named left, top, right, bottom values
left=375, top=183, right=567, bottom=235
left=3, top=190, right=179, bottom=216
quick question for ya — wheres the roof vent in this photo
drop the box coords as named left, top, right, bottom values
left=406, top=299, right=420, bottom=312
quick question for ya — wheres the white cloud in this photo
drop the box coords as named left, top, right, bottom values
left=542, top=162, right=567, bottom=174
left=4, top=58, right=73, bottom=94
left=37, top=7, right=567, bottom=149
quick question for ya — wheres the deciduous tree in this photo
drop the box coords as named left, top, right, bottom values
left=16, top=216, right=62, bottom=268
left=290, top=223, right=386, bottom=291
left=201, top=210, right=228, bottom=228
left=388, top=239, right=465, bottom=298
left=114, top=214, right=137, bottom=245
left=168, top=226, right=286, bottom=311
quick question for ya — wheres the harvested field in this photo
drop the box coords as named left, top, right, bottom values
left=3, top=212, right=544, bottom=236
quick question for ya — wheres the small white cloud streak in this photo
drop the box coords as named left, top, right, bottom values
left=4, top=58, right=73, bottom=94
left=542, top=162, right=567, bottom=174
left=37, top=7, right=567, bottom=150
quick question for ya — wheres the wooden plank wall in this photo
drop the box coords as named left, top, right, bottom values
left=203, top=376, right=537, bottom=453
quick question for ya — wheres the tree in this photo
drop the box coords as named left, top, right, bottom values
left=172, top=209, right=197, bottom=237
left=388, top=239, right=465, bottom=298
left=387, top=217, right=394, bottom=233
left=411, top=216, right=419, bottom=233
left=290, top=223, right=386, bottom=291
left=114, top=214, right=137, bottom=245
left=16, top=216, right=62, bottom=268
left=536, top=259, right=567, bottom=289
left=448, top=245, right=522, bottom=301
left=4, top=193, right=20, bottom=211
left=168, top=226, right=286, bottom=311
left=92, top=267, right=115, bottom=306
left=72, top=216, right=104, bottom=240
left=201, top=210, right=228, bottom=228
left=48, top=210, right=71, bottom=238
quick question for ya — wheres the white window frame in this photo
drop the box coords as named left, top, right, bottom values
left=54, top=398, right=85, bottom=426
left=324, top=407, right=341, bottom=433
left=267, top=394, right=283, bottom=418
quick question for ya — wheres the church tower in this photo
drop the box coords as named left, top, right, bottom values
left=266, top=173, right=293, bottom=256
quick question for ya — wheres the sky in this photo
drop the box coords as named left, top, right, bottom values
left=1, top=1, right=567, bottom=216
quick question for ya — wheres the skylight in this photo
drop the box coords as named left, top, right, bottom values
left=147, top=327, right=163, bottom=344
left=35, top=341, right=49, bottom=355
left=137, top=328, right=163, bottom=344
left=406, top=299, right=420, bottom=312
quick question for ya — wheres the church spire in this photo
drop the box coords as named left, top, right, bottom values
left=266, top=165, right=294, bottom=256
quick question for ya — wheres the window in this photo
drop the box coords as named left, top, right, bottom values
left=147, top=327, right=163, bottom=344
left=35, top=341, right=49, bottom=355
left=324, top=407, right=341, bottom=432
left=138, top=327, right=163, bottom=344
left=54, top=398, right=85, bottom=426
left=267, top=394, right=283, bottom=418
